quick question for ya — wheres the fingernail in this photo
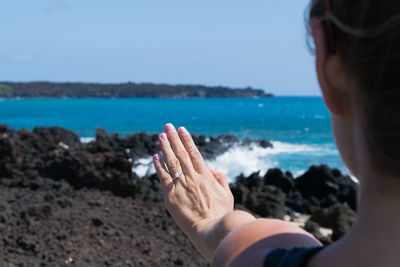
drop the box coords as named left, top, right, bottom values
left=159, top=133, right=168, bottom=141
left=153, top=154, right=161, bottom=161
left=178, top=127, right=188, bottom=135
left=165, top=123, right=175, bottom=132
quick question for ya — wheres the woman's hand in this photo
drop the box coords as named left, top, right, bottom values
left=152, top=123, right=234, bottom=259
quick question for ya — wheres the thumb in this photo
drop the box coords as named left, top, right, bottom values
left=207, top=166, right=229, bottom=189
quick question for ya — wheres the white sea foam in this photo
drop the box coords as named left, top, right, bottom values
left=206, top=142, right=337, bottom=182
left=131, top=141, right=340, bottom=183
left=205, top=145, right=277, bottom=181
left=269, top=141, right=338, bottom=156
left=80, top=137, right=95, bottom=143
left=350, top=175, right=359, bottom=183
left=132, top=156, right=155, bottom=177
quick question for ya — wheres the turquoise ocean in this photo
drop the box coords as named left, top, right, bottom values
left=0, top=97, right=348, bottom=181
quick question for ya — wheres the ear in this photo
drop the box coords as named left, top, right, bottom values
left=312, top=22, right=343, bottom=116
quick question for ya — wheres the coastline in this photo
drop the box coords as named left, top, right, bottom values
left=0, top=82, right=274, bottom=98
left=0, top=97, right=343, bottom=178
left=0, top=125, right=357, bottom=265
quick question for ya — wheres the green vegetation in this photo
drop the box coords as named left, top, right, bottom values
left=0, top=84, right=12, bottom=95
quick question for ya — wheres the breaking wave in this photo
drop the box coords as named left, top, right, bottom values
left=132, top=141, right=342, bottom=183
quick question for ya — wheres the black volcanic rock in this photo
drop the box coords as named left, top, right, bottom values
left=0, top=126, right=274, bottom=199
left=310, top=203, right=356, bottom=241
left=39, top=150, right=136, bottom=198
left=33, top=127, right=81, bottom=146
left=242, top=138, right=273, bottom=148
left=85, top=129, right=244, bottom=162
left=0, top=125, right=362, bottom=265
left=242, top=186, right=286, bottom=220
left=251, top=186, right=286, bottom=219
left=0, top=82, right=274, bottom=98
left=191, top=134, right=240, bottom=160
left=264, top=168, right=294, bottom=194
left=237, top=166, right=358, bottom=217
left=296, top=165, right=340, bottom=198
left=215, top=134, right=240, bottom=144
left=0, top=178, right=208, bottom=266
left=303, top=220, right=332, bottom=245
left=295, top=165, right=358, bottom=210
left=236, top=172, right=264, bottom=191
left=230, top=184, right=250, bottom=205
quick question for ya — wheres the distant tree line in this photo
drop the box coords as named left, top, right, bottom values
left=0, top=82, right=273, bottom=98
left=0, top=84, right=12, bottom=95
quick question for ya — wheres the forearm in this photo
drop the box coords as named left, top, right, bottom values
left=192, top=210, right=257, bottom=261
left=215, top=210, right=257, bottom=245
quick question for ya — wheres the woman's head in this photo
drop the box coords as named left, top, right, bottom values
left=308, top=0, right=400, bottom=175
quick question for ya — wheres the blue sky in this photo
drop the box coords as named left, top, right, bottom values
left=0, top=0, right=320, bottom=96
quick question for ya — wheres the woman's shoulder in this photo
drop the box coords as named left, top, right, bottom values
left=214, top=219, right=322, bottom=267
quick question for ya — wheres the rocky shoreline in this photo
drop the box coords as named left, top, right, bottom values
left=0, top=82, right=273, bottom=98
left=0, top=125, right=357, bottom=266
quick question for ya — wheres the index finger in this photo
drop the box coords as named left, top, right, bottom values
left=177, top=127, right=208, bottom=174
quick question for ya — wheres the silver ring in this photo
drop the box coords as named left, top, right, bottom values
left=173, top=172, right=184, bottom=180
